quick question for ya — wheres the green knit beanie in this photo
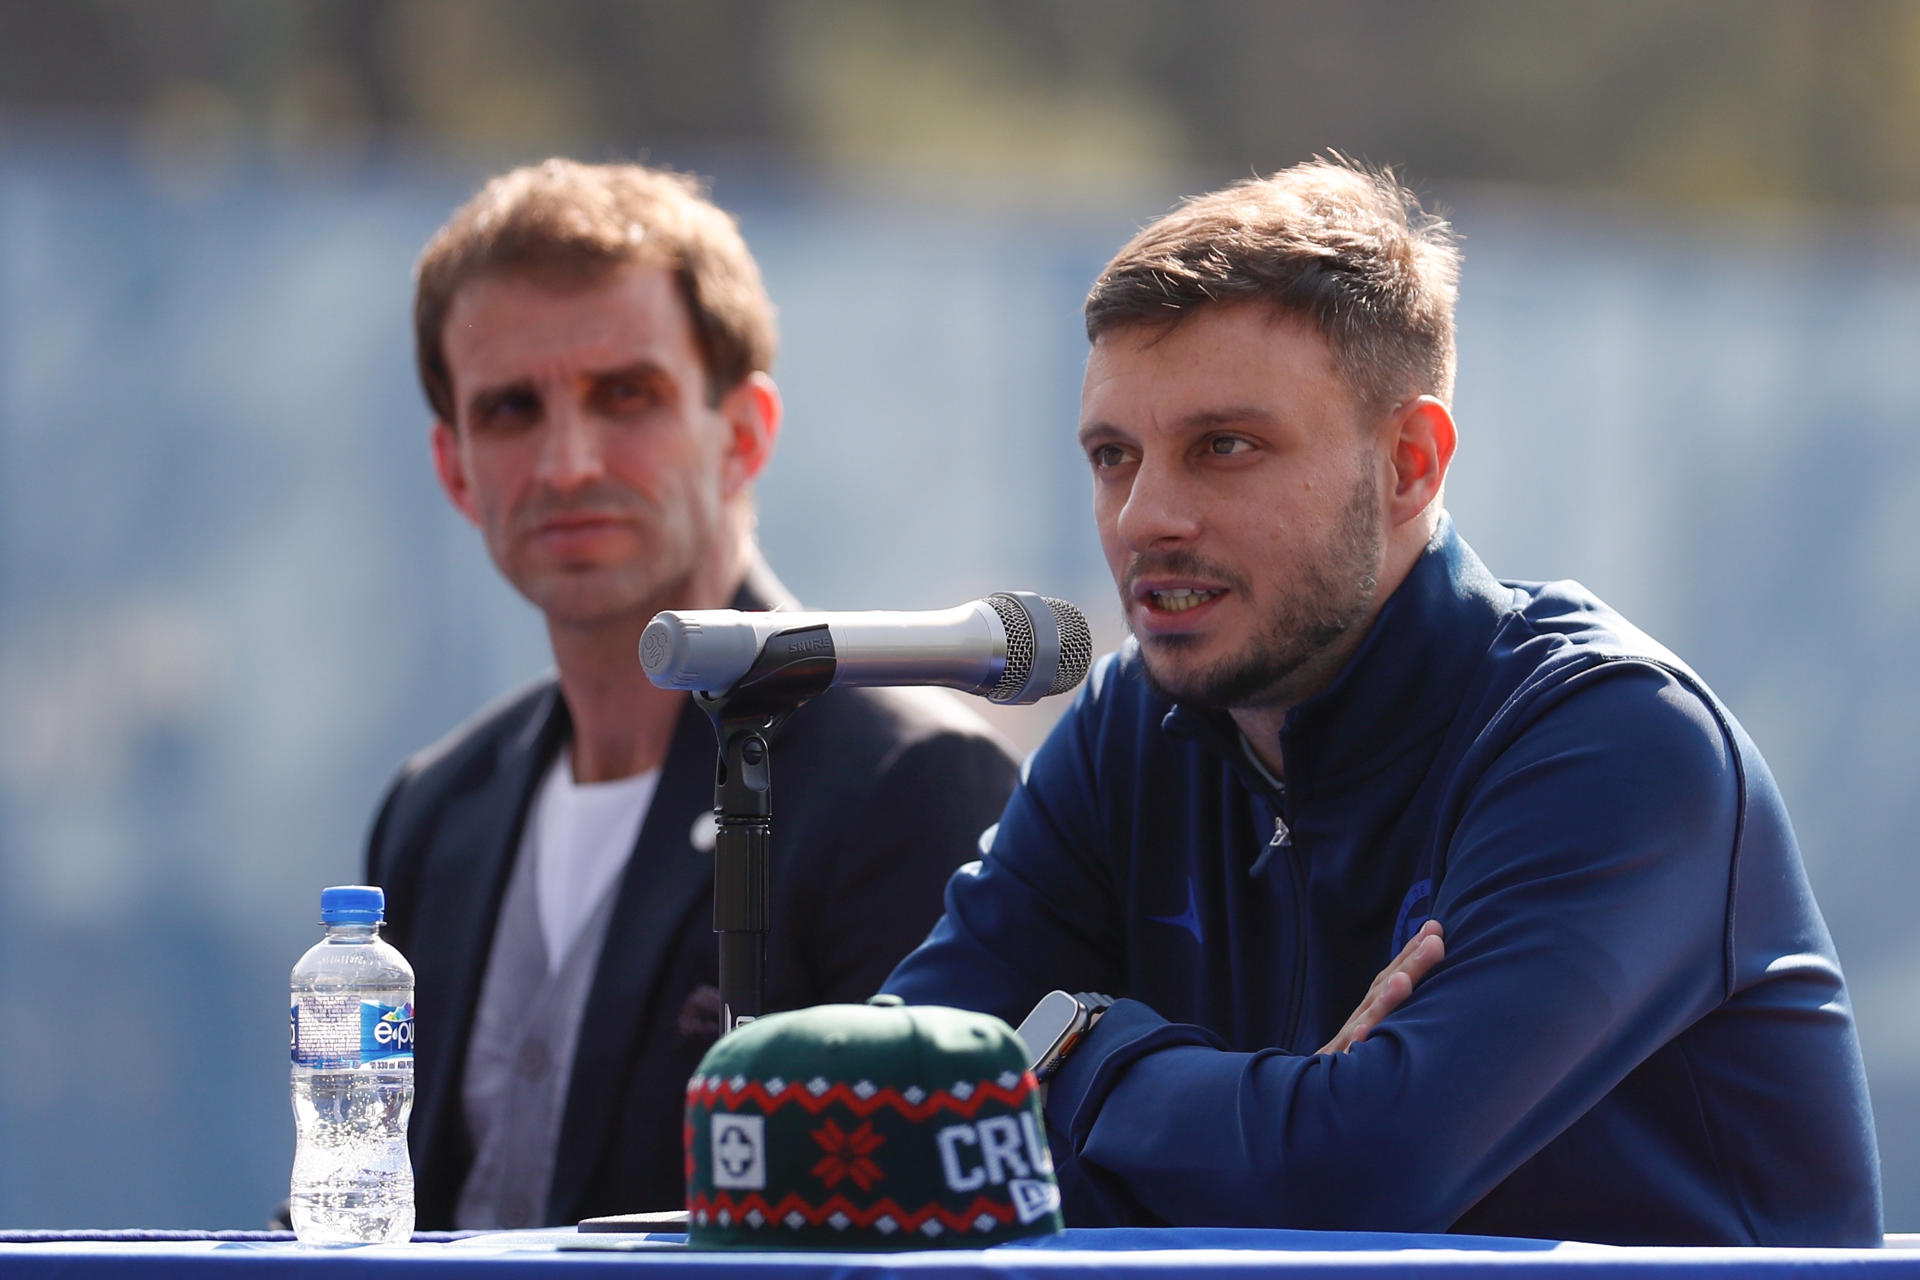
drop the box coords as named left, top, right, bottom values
left=684, top=998, right=1065, bottom=1250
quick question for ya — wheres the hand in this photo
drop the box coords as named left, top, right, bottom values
left=1317, top=919, right=1444, bottom=1055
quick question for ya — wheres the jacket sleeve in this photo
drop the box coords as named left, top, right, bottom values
left=808, top=727, right=1023, bottom=1004
left=883, top=660, right=1130, bottom=1028
left=1044, top=662, right=1742, bottom=1230
left=363, top=768, right=416, bottom=954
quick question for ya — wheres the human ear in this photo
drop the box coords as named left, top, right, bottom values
left=1387, top=397, right=1457, bottom=527
left=430, top=421, right=482, bottom=527
left=718, top=372, right=783, bottom=498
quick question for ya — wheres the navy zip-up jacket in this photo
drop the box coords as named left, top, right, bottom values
left=883, top=518, right=1881, bottom=1246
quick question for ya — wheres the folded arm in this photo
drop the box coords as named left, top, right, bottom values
left=892, top=663, right=1739, bottom=1231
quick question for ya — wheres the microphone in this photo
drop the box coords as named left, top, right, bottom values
left=641, top=593, right=1093, bottom=705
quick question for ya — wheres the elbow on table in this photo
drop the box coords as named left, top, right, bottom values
left=1222, top=1061, right=1480, bottom=1234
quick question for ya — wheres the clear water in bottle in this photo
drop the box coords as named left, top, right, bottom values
left=290, top=885, right=416, bottom=1245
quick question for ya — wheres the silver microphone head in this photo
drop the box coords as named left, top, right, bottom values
left=985, top=594, right=1094, bottom=704
left=1045, top=597, right=1094, bottom=695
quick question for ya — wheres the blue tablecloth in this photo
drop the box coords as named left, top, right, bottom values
left=1, top=1228, right=1915, bottom=1279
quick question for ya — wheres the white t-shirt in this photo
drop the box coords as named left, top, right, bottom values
left=526, top=746, right=660, bottom=973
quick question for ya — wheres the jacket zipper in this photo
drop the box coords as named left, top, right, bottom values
left=1247, top=811, right=1291, bottom=876
left=1280, top=805, right=1307, bottom=1052
left=1236, top=734, right=1305, bottom=1049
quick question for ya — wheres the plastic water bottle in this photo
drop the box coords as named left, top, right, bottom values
left=289, top=884, right=416, bottom=1244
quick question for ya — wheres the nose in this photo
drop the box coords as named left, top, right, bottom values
left=1113, top=455, right=1201, bottom=552
left=534, top=400, right=605, bottom=491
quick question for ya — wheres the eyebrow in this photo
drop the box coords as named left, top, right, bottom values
left=587, top=358, right=672, bottom=387
left=464, top=359, right=676, bottom=420
left=1078, top=404, right=1282, bottom=446
left=1177, top=405, right=1283, bottom=431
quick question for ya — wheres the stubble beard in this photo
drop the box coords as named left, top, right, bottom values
left=499, top=482, right=704, bottom=632
left=1131, top=465, right=1383, bottom=712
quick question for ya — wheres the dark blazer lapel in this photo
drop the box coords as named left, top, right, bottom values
left=411, top=686, right=567, bottom=1210
left=546, top=693, right=719, bottom=1221
left=544, top=563, right=793, bottom=1222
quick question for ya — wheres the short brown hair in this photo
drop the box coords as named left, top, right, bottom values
left=414, top=158, right=777, bottom=420
left=1085, top=157, right=1459, bottom=409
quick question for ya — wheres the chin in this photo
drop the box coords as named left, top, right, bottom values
left=1137, top=629, right=1220, bottom=664
left=523, top=574, right=656, bottom=626
left=1135, top=646, right=1220, bottom=707
left=1138, top=637, right=1311, bottom=712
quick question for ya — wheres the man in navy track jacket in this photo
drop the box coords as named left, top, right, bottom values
left=882, top=157, right=1882, bottom=1246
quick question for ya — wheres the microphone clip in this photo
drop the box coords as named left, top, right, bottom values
left=692, top=626, right=837, bottom=1036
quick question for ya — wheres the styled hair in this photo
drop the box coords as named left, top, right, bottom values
left=1084, top=157, right=1459, bottom=409
left=413, top=158, right=777, bottom=420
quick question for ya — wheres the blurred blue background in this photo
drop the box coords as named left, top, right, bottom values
left=2, top=0, right=1918, bottom=1233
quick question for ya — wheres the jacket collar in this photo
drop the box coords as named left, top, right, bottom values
left=1163, top=513, right=1511, bottom=799
left=734, top=552, right=798, bottom=614
left=545, top=550, right=798, bottom=1222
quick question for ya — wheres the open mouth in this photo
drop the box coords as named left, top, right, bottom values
left=1142, top=587, right=1226, bottom=614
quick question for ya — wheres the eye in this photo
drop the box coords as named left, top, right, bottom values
left=1207, top=435, right=1253, bottom=456
left=598, top=374, right=663, bottom=415
left=474, top=388, right=540, bottom=432
left=1087, top=442, right=1131, bottom=470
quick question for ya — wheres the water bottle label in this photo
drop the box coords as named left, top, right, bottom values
left=361, top=1001, right=414, bottom=1061
left=292, top=996, right=413, bottom=1067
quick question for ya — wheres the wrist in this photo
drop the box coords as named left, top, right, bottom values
left=1016, top=991, right=1115, bottom=1083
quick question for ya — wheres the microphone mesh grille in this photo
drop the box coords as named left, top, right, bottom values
left=1045, top=598, right=1094, bottom=695
left=986, top=594, right=1035, bottom=701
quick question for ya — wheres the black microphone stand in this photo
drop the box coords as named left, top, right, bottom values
left=689, top=625, right=836, bottom=1035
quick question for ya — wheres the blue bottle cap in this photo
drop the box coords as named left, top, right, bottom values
left=320, top=884, right=385, bottom=925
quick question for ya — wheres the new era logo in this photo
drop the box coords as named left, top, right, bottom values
left=712, top=1115, right=766, bottom=1189
left=1009, top=1177, right=1060, bottom=1225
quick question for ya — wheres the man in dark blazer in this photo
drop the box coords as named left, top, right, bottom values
left=367, top=160, right=1019, bottom=1230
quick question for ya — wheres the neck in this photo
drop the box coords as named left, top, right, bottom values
left=550, top=531, right=755, bottom=784
left=1229, top=705, right=1290, bottom=778
left=1225, top=505, right=1441, bottom=779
